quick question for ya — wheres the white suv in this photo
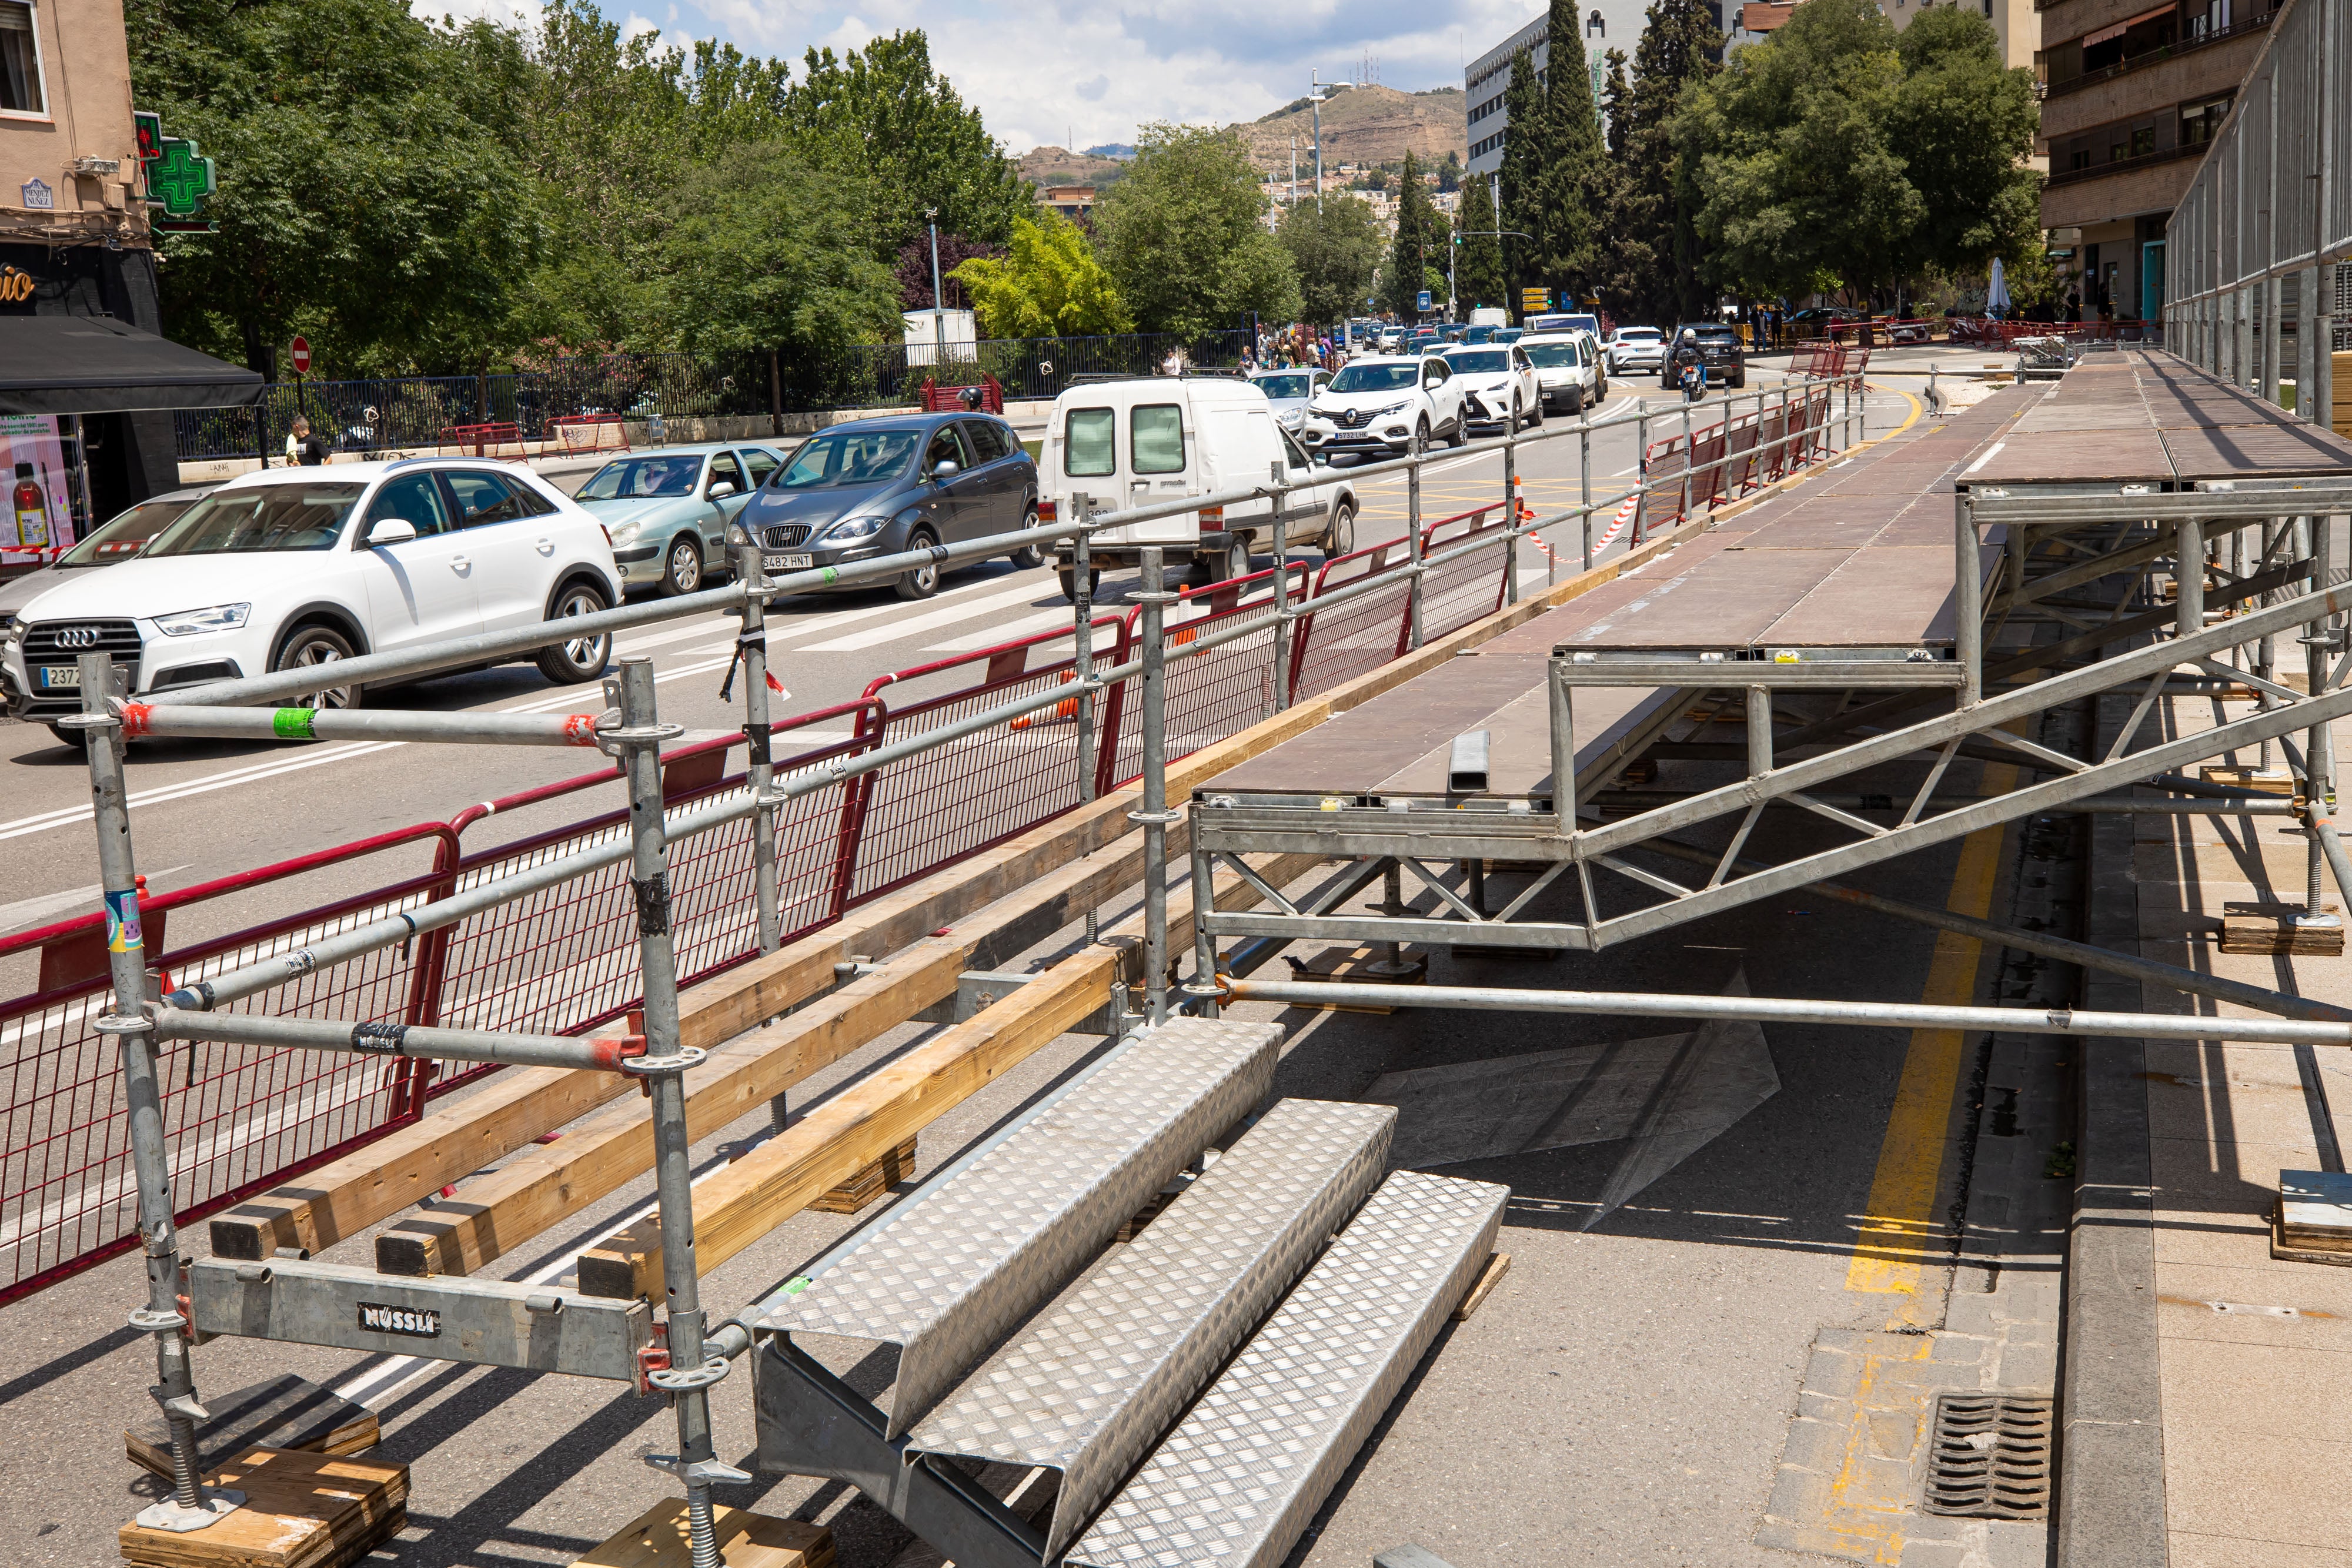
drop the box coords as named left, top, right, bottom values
left=1438, top=342, right=1543, bottom=433
left=2, top=458, right=622, bottom=745
left=1603, top=326, right=1667, bottom=377
left=1519, top=331, right=1608, bottom=416
left=1300, top=353, right=1469, bottom=460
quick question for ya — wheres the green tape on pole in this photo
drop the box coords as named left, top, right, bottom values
left=273, top=707, right=316, bottom=740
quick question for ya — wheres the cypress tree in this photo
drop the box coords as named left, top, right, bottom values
left=1383, top=149, right=1444, bottom=318
left=1534, top=0, right=1605, bottom=301
left=1495, top=48, right=1545, bottom=313
left=1600, top=0, right=1720, bottom=326
left=1455, top=170, right=1505, bottom=309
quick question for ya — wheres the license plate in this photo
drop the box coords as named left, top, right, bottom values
left=35, top=666, right=79, bottom=690
left=764, top=552, right=813, bottom=571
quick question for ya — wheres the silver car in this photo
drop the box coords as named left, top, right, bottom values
left=0, top=486, right=211, bottom=621
left=1248, top=367, right=1334, bottom=434
left=570, top=442, right=786, bottom=596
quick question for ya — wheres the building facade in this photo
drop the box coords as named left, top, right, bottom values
left=2036, top=0, right=2275, bottom=322
left=0, top=1, right=156, bottom=330
left=1465, top=3, right=1673, bottom=179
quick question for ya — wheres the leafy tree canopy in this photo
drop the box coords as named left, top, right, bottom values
left=1093, top=124, right=1301, bottom=336
left=1277, top=195, right=1387, bottom=327
left=950, top=215, right=1134, bottom=338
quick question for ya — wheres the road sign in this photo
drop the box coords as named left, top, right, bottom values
left=289, top=337, right=310, bottom=375
left=1521, top=287, right=1551, bottom=312
left=1416, top=290, right=1432, bottom=312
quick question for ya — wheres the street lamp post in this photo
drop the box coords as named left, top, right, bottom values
left=926, top=206, right=945, bottom=360
left=1310, top=72, right=1327, bottom=213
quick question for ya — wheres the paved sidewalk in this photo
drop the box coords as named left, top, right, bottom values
left=2096, top=690, right=2352, bottom=1566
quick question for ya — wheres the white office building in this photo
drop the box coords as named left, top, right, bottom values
left=1465, top=2, right=1728, bottom=178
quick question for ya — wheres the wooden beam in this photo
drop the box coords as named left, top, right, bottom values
left=376, top=827, right=1165, bottom=1278
left=574, top=850, right=1327, bottom=1300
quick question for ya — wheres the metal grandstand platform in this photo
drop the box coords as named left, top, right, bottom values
left=1190, top=355, right=2352, bottom=959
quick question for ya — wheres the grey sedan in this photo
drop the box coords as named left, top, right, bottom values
left=738, top=413, right=1038, bottom=601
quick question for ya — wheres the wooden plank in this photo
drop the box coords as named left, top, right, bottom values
left=808, top=1136, right=918, bottom=1214
left=126, top=1375, right=375, bottom=1481
left=572, top=1499, right=832, bottom=1568
left=376, top=827, right=1165, bottom=1278
left=118, top=1447, right=407, bottom=1568
left=575, top=850, right=1327, bottom=1299
left=1452, top=1251, right=1513, bottom=1321
left=2218, top=901, right=2346, bottom=957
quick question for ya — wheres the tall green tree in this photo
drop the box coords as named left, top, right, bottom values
left=1379, top=151, right=1449, bottom=317
left=1676, top=0, right=2036, bottom=309
left=1094, top=124, right=1300, bottom=336
left=1531, top=1, right=1605, bottom=299
left=659, top=141, right=901, bottom=359
left=950, top=214, right=1133, bottom=337
left=1495, top=49, right=1546, bottom=309
left=1597, top=0, right=1721, bottom=325
left=783, top=32, right=1032, bottom=250
left=1453, top=172, right=1506, bottom=310
left=128, top=0, right=546, bottom=376
left=1277, top=195, right=1387, bottom=327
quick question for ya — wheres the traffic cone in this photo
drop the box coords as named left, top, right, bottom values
left=1514, top=473, right=1538, bottom=524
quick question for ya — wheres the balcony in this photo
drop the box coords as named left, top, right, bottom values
left=2046, top=139, right=2206, bottom=187
left=2040, top=7, right=2273, bottom=99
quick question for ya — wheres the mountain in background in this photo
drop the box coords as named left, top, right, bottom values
left=1083, top=143, right=1136, bottom=159
left=1015, top=145, right=1130, bottom=187
left=1235, top=84, right=1465, bottom=175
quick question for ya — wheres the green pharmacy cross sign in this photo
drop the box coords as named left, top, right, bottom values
left=147, top=138, right=215, bottom=219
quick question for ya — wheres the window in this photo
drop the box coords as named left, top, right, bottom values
left=1422, top=359, right=1452, bottom=385
left=1064, top=408, right=1115, bottom=476
left=443, top=471, right=527, bottom=527
left=2181, top=95, right=2232, bottom=146
left=740, top=447, right=780, bottom=486
left=776, top=428, right=920, bottom=489
left=363, top=476, right=452, bottom=540
left=1587, top=8, right=1605, bottom=34
left=1280, top=427, right=1313, bottom=471
left=143, top=483, right=365, bottom=556
left=961, top=419, right=1009, bottom=463
left=577, top=455, right=700, bottom=499
left=2071, top=147, right=2092, bottom=170
left=924, top=424, right=971, bottom=473
left=2130, top=124, right=2156, bottom=157
left=1130, top=405, right=1186, bottom=474
left=707, top=452, right=746, bottom=493
left=0, top=3, right=45, bottom=116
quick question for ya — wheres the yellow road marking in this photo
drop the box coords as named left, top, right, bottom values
left=1844, top=760, right=2014, bottom=1320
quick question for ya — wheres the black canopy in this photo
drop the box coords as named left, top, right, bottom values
left=0, top=316, right=264, bottom=416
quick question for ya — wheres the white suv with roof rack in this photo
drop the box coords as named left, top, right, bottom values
left=0, top=457, right=621, bottom=748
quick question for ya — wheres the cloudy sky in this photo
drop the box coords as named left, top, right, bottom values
left=415, top=0, right=1536, bottom=152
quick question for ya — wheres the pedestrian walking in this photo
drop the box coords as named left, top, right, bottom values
left=286, top=415, right=329, bottom=466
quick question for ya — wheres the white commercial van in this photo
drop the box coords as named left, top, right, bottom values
left=1041, top=374, right=1360, bottom=600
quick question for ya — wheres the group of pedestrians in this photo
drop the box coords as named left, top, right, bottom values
left=1240, top=325, right=1342, bottom=374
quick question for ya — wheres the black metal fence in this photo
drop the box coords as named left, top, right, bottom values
left=174, top=330, right=1251, bottom=461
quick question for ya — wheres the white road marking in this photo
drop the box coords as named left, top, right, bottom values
left=803, top=578, right=1071, bottom=653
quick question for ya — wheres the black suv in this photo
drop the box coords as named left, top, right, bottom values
left=1662, top=323, right=1748, bottom=390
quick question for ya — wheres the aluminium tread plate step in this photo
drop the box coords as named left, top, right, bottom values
left=906, top=1096, right=1397, bottom=1560
left=1067, top=1168, right=1506, bottom=1568
left=752, top=1017, right=1282, bottom=1438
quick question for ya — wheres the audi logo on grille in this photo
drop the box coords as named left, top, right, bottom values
left=55, top=626, right=102, bottom=649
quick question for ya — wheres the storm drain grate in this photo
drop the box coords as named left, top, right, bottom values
left=1922, top=1393, right=2054, bottom=1519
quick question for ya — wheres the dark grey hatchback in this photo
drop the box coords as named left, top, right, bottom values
left=740, top=413, right=1039, bottom=600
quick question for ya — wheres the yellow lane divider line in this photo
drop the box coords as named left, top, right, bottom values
left=1843, top=760, right=2016, bottom=1325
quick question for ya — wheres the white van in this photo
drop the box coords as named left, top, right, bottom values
left=1041, top=375, right=1360, bottom=600
left=1469, top=306, right=1510, bottom=330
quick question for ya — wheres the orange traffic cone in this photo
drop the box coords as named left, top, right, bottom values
left=1011, top=671, right=1081, bottom=730
left=1514, top=473, right=1538, bottom=524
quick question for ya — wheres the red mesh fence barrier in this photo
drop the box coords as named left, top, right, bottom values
left=1417, top=507, right=1512, bottom=643
left=1289, top=538, right=1414, bottom=701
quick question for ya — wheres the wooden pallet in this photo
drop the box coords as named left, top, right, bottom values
left=2218, top=901, right=2345, bottom=957
left=808, top=1136, right=918, bottom=1214
left=118, top=1446, right=407, bottom=1568
left=1279, top=944, right=1429, bottom=1012
left=125, top=1375, right=376, bottom=1482
left=572, top=1498, right=833, bottom=1567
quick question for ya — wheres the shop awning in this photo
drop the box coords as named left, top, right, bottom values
left=0, top=316, right=264, bottom=416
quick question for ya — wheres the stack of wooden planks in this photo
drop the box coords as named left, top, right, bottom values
left=117, top=1447, right=407, bottom=1568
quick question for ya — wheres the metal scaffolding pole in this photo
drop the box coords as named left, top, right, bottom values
left=607, top=657, right=743, bottom=1568
left=1135, top=547, right=1175, bottom=1025
left=71, top=652, right=246, bottom=1534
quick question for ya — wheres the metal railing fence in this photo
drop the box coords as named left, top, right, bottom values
left=3, top=367, right=1865, bottom=1307
left=2164, top=0, right=2347, bottom=402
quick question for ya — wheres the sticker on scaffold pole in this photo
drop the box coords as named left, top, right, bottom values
left=106, top=887, right=143, bottom=954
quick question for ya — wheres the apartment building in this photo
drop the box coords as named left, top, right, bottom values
left=0, top=0, right=154, bottom=327
left=1465, top=2, right=1668, bottom=178
left=2037, top=0, right=2275, bottom=321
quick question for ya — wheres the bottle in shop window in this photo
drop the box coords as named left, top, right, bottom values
left=11, top=462, right=46, bottom=549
